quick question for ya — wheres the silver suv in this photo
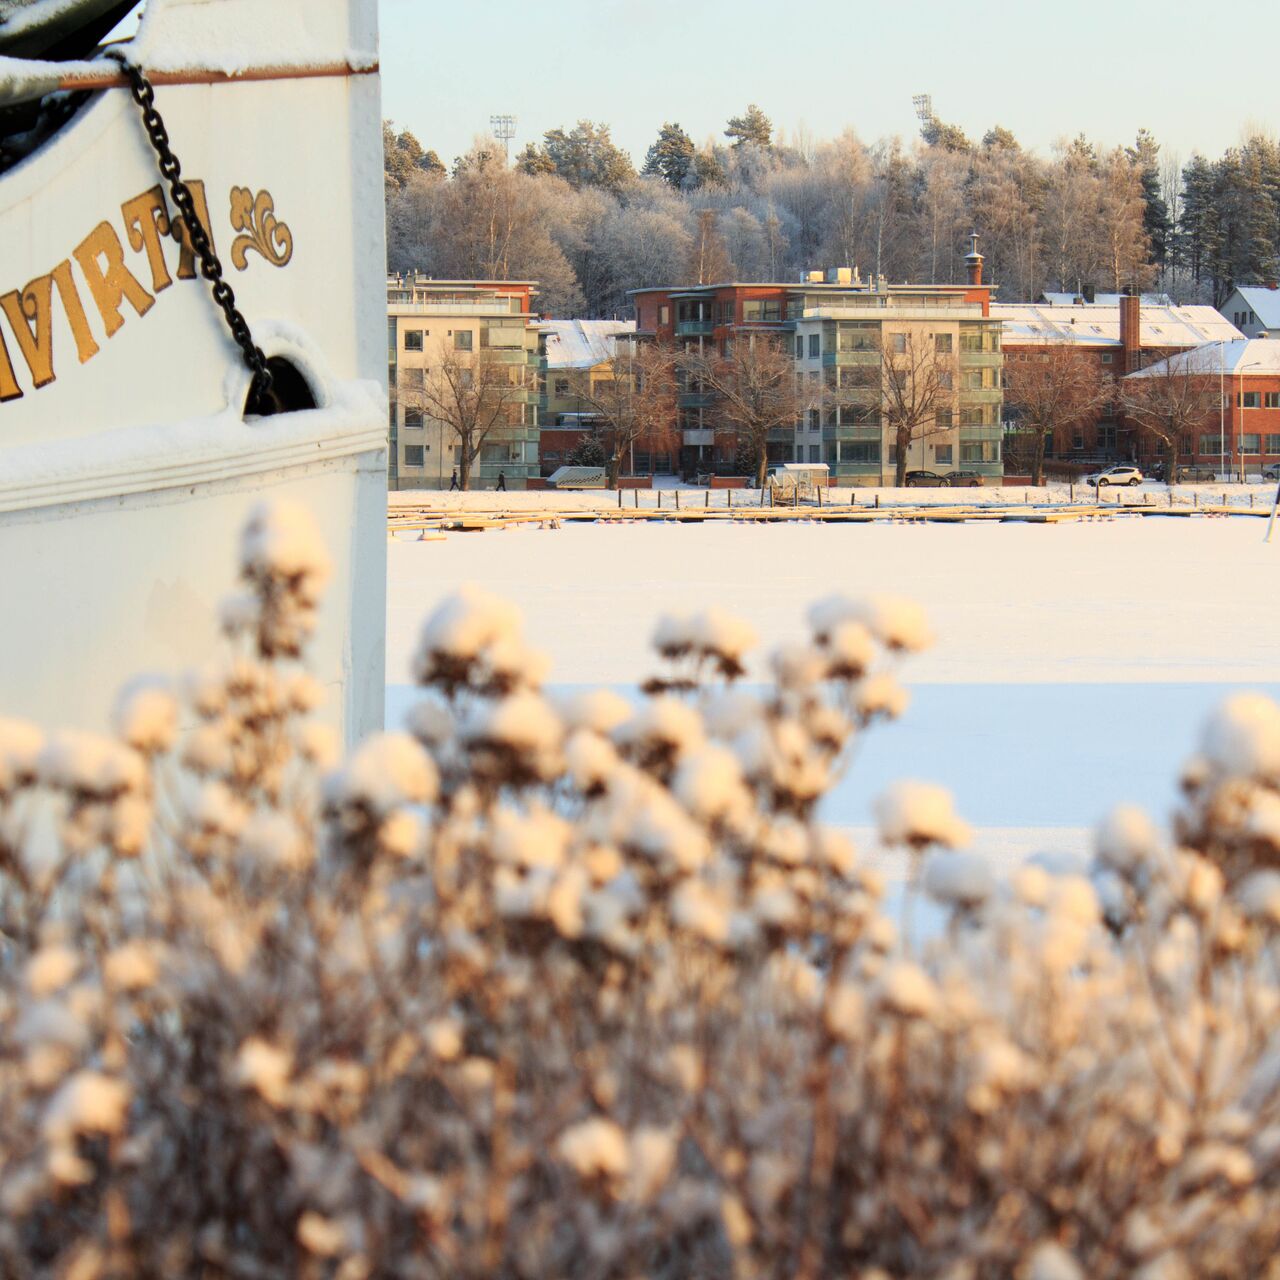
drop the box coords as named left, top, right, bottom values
left=1084, top=465, right=1143, bottom=487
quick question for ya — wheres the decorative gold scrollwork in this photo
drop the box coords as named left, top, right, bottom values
left=229, top=187, right=293, bottom=270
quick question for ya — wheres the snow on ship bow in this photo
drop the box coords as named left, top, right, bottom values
left=0, top=0, right=387, bottom=741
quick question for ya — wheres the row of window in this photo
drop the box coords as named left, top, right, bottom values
left=826, top=440, right=1002, bottom=465
left=1199, top=434, right=1280, bottom=454
left=403, top=329, right=474, bottom=352
left=1231, top=309, right=1259, bottom=328
left=1238, top=392, right=1280, bottom=409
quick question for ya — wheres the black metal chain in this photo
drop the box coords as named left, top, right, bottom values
left=105, top=50, right=275, bottom=410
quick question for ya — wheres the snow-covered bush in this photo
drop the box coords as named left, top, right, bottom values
left=0, top=501, right=1277, bottom=1277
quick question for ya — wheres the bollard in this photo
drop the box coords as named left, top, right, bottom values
left=675, top=490, right=680, bottom=510
left=1194, top=491, right=1198, bottom=507
left=617, top=487, right=622, bottom=509
left=793, top=486, right=798, bottom=509
left=657, top=491, right=662, bottom=509
left=728, top=489, right=732, bottom=509
left=1070, top=482, right=1074, bottom=503
left=634, top=488, right=639, bottom=509
left=705, top=489, right=709, bottom=509
left=875, top=493, right=880, bottom=509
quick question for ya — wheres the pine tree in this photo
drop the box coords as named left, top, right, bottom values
left=519, top=121, right=635, bottom=193
left=642, top=122, right=696, bottom=189
left=725, top=105, right=773, bottom=150
left=1127, top=130, right=1171, bottom=269
left=692, top=148, right=726, bottom=188
left=981, top=125, right=1019, bottom=152
left=1178, top=153, right=1218, bottom=288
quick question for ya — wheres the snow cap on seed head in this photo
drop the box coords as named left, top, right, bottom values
left=874, top=781, right=971, bottom=850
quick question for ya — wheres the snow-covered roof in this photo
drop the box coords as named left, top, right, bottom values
left=1230, top=286, right=1280, bottom=329
left=540, top=319, right=636, bottom=369
left=994, top=303, right=1240, bottom=348
left=1126, top=338, right=1280, bottom=379
left=1039, top=291, right=1172, bottom=307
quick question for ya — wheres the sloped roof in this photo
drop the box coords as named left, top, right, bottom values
left=1126, top=338, right=1280, bottom=379
left=994, top=303, right=1240, bottom=348
left=1039, top=291, right=1172, bottom=307
left=541, top=319, right=636, bottom=369
left=1231, top=286, right=1280, bottom=329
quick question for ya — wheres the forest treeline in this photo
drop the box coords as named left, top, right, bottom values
left=384, top=105, right=1280, bottom=318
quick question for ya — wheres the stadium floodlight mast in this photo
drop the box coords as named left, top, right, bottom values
left=490, top=114, right=516, bottom=162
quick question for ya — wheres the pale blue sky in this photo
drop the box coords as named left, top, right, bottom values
left=379, top=0, right=1278, bottom=169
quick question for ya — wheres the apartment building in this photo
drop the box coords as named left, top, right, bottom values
left=995, top=296, right=1240, bottom=465
left=537, top=319, right=639, bottom=476
left=1219, top=284, right=1280, bottom=339
left=386, top=276, right=541, bottom=490
left=630, top=241, right=1003, bottom=486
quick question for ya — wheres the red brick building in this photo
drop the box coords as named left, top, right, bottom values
left=994, top=297, right=1241, bottom=468
left=1125, top=339, right=1280, bottom=478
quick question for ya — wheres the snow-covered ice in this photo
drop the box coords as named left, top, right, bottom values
left=387, top=517, right=1280, bottom=876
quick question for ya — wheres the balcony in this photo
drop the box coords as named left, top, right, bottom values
left=958, top=388, right=1003, bottom=405
left=675, top=319, right=714, bottom=337
left=392, top=301, right=519, bottom=316
left=823, top=350, right=882, bottom=367
left=959, top=350, right=1002, bottom=368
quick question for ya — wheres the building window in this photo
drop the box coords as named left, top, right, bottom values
left=554, top=377, right=570, bottom=397
left=1101, top=352, right=1114, bottom=364
left=938, top=370, right=953, bottom=389
left=743, top=299, right=782, bottom=323
left=1267, top=434, right=1280, bottom=454
left=1238, top=391, right=1260, bottom=408
left=960, top=440, right=1000, bottom=463
left=1098, top=421, right=1117, bottom=450
left=1266, top=393, right=1280, bottom=409
left=847, top=441, right=880, bottom=463
left=795, top=335, right=803, bottom=358
left=890, top=333, right=907, bottom=354
left=808, top=333, right=820, bottom=358
left=935, top=333, right=952, bottom=353
left=1240, top=433, right=1261, bottom=454
left=935, top=408, right=953, bottom=430
left=1199, top=434, right=1224, bottom=454
left=717, top=301, right=735, bottom=325
left=454, top=330, right=473, bottom=351
left=404, top=445, right=425, bottom=468
left=404, top=329, right=423, bottom=351
left=659, top=305, right=670, bottom=326
left=839, top=322, right=879, bottom=351
left=935, top=444, right=953, bottom=465
left=961, top=405, right=995, bottom=426
left=404, top=408, right=424, bottom=428
left=808, top=408, right=820, bottom=430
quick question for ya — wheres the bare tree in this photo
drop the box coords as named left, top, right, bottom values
left=566, top=340, right=679, bottom=488
left=1003, top=344, right=1109, bottom=485
left=1120, top=350, right=1219, bottom=486
left=685, top=336, right=807, bottom=487
left=881, top=332, right=953, bottom=487
left=404, top=348, right=528, bottom=490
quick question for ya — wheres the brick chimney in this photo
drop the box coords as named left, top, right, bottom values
left=1119, top=291, right=1140, bottom=374
left=965, top=230, right=984, bottom=286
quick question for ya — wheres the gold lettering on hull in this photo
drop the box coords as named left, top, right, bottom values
left=73, top=222, right=156, bottom=338
left=172, top=180, right=215, bottom=281
left=122, top=185, right=174, bottom=294
left=0, top=180, right=292, bottom=405
left=0, top=276, right=56, bottom=389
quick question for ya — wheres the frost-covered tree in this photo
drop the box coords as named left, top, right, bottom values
left=1003, top=344, right=1109, bottom=484
left=518, top=120, right=635, bottom=194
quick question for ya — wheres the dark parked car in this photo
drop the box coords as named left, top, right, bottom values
left=944, top=470, right=983, bottom=487
left=1177, top=466, right=1217, bottom=482
left=904, top=470, right=949, bottom=487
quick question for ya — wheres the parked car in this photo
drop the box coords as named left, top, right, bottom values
left=1083, top=465, right=1143, bottom=487
left=1177, top=466, right=1217, bottom=483
left=944, top=470, right=983, bottom=487
left=904, top=470, right=949, bottom=487
left=1263, top=464, right=1280, bottom=482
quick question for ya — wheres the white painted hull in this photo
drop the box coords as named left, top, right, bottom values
left=0, top=0, right=387, bottom=740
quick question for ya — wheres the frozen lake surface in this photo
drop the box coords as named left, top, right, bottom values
left=386, top=517, right=1280, bottom=872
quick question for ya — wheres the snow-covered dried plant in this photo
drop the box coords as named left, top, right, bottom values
left=0, top=501, right=1276, bottom=1278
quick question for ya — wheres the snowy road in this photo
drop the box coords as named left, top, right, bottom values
left=386, top=517, right=1280, bottom=870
